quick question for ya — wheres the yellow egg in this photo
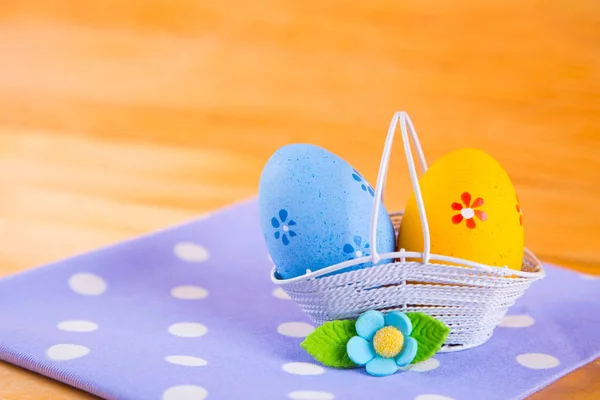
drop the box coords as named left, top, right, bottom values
left=398, top=148, right=524, bottom=271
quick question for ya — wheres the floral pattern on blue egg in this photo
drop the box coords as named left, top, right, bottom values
left=271, top=209, right=297, bottom=245
left=343, top=236, right=370, bottom=259
left=352, top=169, right=375, bottom=197
left=259, top=144, right=396, bottom=279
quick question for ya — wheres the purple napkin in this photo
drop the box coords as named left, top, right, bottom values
left=0, top=199, right=598, bottom=400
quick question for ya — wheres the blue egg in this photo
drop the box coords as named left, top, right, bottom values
left=259, top=144, right=396, bottom=279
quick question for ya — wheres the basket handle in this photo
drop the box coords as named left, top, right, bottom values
left=369, top=111, right=430, bottom=263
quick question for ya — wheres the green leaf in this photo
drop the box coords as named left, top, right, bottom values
left=300, top=319, right=358, bottom=368
left=406, top=312, right=450, bottom=364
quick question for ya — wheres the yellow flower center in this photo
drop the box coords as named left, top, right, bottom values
left=372, top=326, right=404, bottom=358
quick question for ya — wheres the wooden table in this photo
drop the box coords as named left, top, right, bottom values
left=1, top=1, right=599, bottom=398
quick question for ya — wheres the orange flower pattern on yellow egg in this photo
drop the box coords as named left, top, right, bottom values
left=451, top=192, right=488, bottom=229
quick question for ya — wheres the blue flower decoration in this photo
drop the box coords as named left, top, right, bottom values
left=346, top=310, right=418, bottom=377
left=343, top=236, right=370, bottom=259
left=271, top=209, right=296, bottom=246
left=352, top=169, right=375, bottom=197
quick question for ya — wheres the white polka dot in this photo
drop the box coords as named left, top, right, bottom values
left=174, top=242, right=210, bottom=263
left=46, top=344, right=90, bottom=361
left=282, top=362, right=325, bottom=375
left=57, top=320, right=99, bottom=332
left=414, top=395, right=455, bottom=400
left=162, top=385, right=208, bottom=400
left=278, top=322, right=315, bottom=338
left=516, top=353, right=560, bottom=369
left=272, top=287, right=291, bottom=300
left=581, top=274, right=599, bottom=280
left=288, top=391, right=335, bottom=400
left=165, top=355, right=208, bottom=367
left=68, top=273, right=106, bottom=296
left=402, top=358, right=440, bottom=372
left=498, top=314, right=535, bottom=328
left=168, top=322, right=208, bottom=338
left=171, top=285, right=209, bottom=300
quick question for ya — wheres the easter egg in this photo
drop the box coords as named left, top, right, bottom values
left=398, top=148, right=524, bottom=271
left=259, top=144, right=396, bottom=279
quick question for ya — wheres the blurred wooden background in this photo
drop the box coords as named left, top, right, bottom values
left=0, top=0, right=599, bottom=398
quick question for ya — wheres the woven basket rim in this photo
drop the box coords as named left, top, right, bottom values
left=271, top=246, right=544, bottom=286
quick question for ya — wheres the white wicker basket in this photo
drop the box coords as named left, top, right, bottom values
left=271, top=111, right=545, bottom=352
